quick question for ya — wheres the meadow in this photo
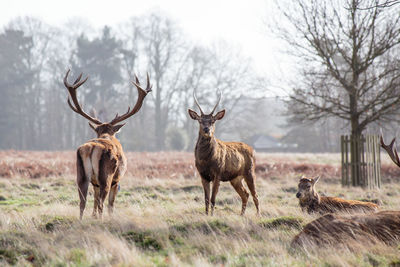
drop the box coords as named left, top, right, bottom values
left=1, top=151, right=400, bottom=266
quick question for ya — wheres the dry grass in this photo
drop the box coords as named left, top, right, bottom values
left=0, top=151, right=400, bottom=266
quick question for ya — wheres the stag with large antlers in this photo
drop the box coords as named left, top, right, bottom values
left=64, top=69, right=152, bottom=219
left=380, top=132, right=400, bottom=168
left=188, top=90, right=260, bottom=216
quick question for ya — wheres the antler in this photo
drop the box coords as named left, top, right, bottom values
left=193, top=89, right=204, bottom=115
left=380, top=131, right=400, bottom=168
left=210, top=89, right=222, bottom=115
left=64, top=69, right=103, bottom=125
left=109, top=73, right=152, bottom=125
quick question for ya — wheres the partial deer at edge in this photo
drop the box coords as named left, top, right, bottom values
left=188, top=90, right=260, bottom=216
left=64, top=69, right=152, bottom=219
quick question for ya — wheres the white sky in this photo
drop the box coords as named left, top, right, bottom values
left=1, top=0, right=290, bottom=96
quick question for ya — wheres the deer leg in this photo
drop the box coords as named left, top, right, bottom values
left=210, top=179, right=220, bottom=216
left=77, top=151, right=89, bottom=220
left=230, top=177, right=249, bottom=216
left=201, top=178, right=211, bottom=215
left=98, top=184, right=110, bottom=219
left=244, top=169, right=260, bottom=216
left=108, top=183, right=119, bottom=216
left=92, top=185, right=100, bottom=218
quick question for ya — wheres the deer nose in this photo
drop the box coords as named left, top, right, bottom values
left=296, top=192, right=301, bottom=198
left=203, top=127, right=210, bottom=133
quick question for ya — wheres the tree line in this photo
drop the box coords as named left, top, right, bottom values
left=0, top=14, right=267, bottom=151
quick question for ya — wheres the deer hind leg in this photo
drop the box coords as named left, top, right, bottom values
left=92, top=185, right=100, bottom=218
left=108, top=162, right=126, bottom=216
left=97, top=152, right=117, bottom=219
left=230, top=176, right=249, bottom=216
left=201, top=178, right=211, bottom=215
left=77, top=151, right=89, bottom=220
left=108, top=183, right=119, bottom=216
left=244, top=168, right=260, bottom=216
left=210, top=179, right=220, bottom=216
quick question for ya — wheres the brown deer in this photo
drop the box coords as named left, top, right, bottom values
left=188, top=90, right=260, bottom=216
left=291, top=211, right=400, bottom=249
left=64, top=69, right=152, bottom=219
left=296, top=176, right=378, bottom=214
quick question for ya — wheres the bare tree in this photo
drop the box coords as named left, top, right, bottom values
left=273, top=0, right=400, bottom=184
left=140, top=13, right=187, bottom=150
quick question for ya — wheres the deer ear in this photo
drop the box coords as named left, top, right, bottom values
left=312, top=176, right=321, bottom=184
left=214, top=109, right=225, bottom=120
left=89, top=122, right=97, bottom=132
left=113, top=123, right=125, bottom=133
left=188, top=109, right=200, bottom=120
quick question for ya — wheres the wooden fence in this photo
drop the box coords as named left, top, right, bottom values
left=341, top=135, right=381, bottom=188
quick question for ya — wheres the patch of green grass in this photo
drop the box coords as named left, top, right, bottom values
left=390, top=259, right=400, bottom=267
left=0, top=248, right=18, bottom=265
left=0, top=231, right=45, bottom=266
left=21, top=183, right=40, bottom=190
left=122, top=230, right=163, bottom=251
left=0, top=197, right=39, bottom=208
left=258, top=216, right=304, bottom=230
left=67, top=248, right=88, bottom=266
left=171, top=219, right=233, bottom=235
left=209, top=254, right=227, bottom=264
left=41, top=215, right=75, bottom=232
left=179, top=185, right=202, bottom=192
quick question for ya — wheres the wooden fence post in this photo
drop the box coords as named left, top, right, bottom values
left=341, top=134, right=381, bottom=188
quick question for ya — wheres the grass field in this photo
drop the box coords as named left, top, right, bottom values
left=1, top=151, right=400, bottom=266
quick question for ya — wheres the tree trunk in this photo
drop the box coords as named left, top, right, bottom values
left=155, top=77, right=164, bottom=150
left=350, top=98, right=364, bottom=186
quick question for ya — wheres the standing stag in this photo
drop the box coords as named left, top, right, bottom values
left=188, top=90, right=260, bottom=216
left=64, top=69, right=152, bottom=219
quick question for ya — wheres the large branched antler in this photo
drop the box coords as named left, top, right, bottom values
left=380, top=131, right=400, bottom=168
left=64, top=69, right=103, bottom=125
left=109, top=73, right=152, bottom=125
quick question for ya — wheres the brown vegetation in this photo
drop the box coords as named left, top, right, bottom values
left=1, top=151, right=400, bottom=181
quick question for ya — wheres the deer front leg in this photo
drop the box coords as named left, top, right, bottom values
left=210, top=179, right=220, bottom=216
left=201, top=178, right=211, bottom=215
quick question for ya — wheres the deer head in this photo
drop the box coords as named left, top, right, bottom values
left=188, top=89, right=225, bottom=138
left=64, top=69, right=152, bottom=137
left=296, top=176, right=320, bottom=200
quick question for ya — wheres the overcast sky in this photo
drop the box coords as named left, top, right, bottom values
left=1, top=0, right=289, bottom=96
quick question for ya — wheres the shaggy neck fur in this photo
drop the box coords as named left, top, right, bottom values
left=196, top=132, right=219, bottom=161
left=299, top=191, right=321, bottom=212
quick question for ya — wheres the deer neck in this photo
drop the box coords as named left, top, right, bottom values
left=196, top=133, right=217, bottom=161
left=97, top=134, right=119, bottom=143
left=300, top=191, right=321, bottom=208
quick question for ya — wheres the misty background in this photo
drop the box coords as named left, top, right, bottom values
left=1, top=0, right=400, bottom=152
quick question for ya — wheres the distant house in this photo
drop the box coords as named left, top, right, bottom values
left=247, top=134, right=281, bottom=152
left=246, top=134, right=298, bottom=152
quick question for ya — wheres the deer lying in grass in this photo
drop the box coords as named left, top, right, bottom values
left=188, top=90, right=260, bottom=216
left=296, top=176, right=378, bottom=215
left=64, top=70, right=152, bottom=219
left=291, top=211, right=400, bottom=249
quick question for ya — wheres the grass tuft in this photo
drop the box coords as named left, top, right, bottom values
left=258, top=216, right=304, bottom=230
